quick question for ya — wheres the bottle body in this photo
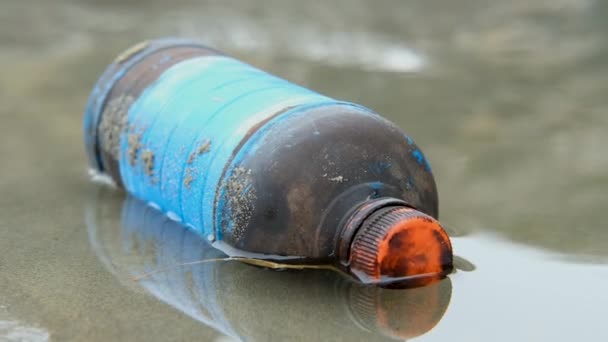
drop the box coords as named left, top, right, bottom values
left=84, top=38, right=450, bottom=283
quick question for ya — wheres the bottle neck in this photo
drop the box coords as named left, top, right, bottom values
left=337, top=197, right=409, bottom=269
left=337, top=197, right=453, bottom=287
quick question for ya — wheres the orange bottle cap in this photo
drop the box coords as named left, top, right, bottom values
left=348, top=206, right=452, bottom=286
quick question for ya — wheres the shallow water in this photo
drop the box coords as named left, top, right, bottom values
left=1, top=0, right=608, bottom=341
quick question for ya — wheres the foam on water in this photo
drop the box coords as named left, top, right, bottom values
left=0, top=320, right=50, bottom=342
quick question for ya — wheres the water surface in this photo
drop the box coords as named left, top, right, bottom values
left=1, top=0, right=607, bottom=341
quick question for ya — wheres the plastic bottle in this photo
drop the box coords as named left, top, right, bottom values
left=83, top=38, right=452, bottom=286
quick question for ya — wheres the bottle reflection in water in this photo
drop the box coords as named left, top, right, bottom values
left=86, top=188, right=452, bottom=341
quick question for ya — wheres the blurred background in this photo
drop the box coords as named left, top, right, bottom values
left=1, top=0, right=607, bottom=341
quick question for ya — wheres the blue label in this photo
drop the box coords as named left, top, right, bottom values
left=118, top=55, right=338, bottom=239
